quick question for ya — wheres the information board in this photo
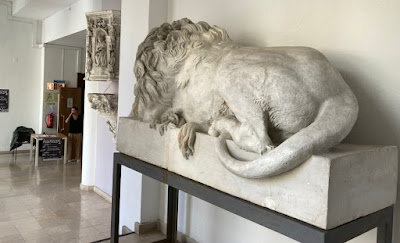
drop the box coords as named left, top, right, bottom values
left=42, top=138, right=62, bottom=160
left=0, top=89, right=9, bottom=112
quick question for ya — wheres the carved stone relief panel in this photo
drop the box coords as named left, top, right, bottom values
left=88, top=93, right=118, bottom=141
left=85, top=10, right=120, bottom=81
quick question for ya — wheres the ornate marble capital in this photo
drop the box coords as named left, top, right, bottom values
left=85, top=10, right=120, bottom=81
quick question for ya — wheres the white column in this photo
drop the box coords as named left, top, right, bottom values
left=81, top=81, right=99, bottom=187
left=38, top=48, right=45, bottom=134
left=118, top=0, right=149, bottom=233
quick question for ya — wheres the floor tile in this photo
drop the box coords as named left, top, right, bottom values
left=0, top=154, right=112, bottom=243
left=46, top=224, right=72, bottom=236
left=19, top=229, right=52, bottom=242
left=0, top=233, right=25, bottom=243
left=8, top=210, right=32, bottom=220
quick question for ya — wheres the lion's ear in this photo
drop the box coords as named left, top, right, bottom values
left=134, top=60, right=145, bottom=79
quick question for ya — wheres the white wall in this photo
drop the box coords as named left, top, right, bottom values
left=101, top=0, right=121, bottom=11
left=43, top=0, right=102, bottom=44
left=159, top=0, right=400, bottom=242
left=94, top=114, right=116, bottom=195
left=118, top=0, right=167, bottom=233
left=0, top=4, right=43, bottom=151
left=94, top=83, right=118, bottom=196
left=43, top=0, right=122, bottom=44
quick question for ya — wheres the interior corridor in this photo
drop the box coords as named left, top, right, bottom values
left=0, top=153, right=111, bottom=243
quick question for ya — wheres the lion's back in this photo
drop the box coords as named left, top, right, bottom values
left=217, top=46, right=348, bottom=101
left=214, top=45, right=349, bottom=140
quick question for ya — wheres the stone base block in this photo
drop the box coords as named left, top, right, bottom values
left=117, top=117, right=398, bottom=229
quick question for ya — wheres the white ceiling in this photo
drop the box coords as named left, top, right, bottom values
left=12, top=0, right=80, bottom=20
left=48, top=30, right=86, bottom=47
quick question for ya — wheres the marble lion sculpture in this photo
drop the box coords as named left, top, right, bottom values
left=130, top=18, right=359, bottom=179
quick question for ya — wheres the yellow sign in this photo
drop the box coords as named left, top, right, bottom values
left=44, top=92, right=58, bottom=102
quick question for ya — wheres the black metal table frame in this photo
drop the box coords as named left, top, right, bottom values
left=111, top=153, right=394, bottom=243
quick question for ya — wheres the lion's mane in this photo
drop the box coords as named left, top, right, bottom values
left=132, top=18, right=231, bottom=117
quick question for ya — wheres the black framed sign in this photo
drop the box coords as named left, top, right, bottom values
left=0, top=89, right=9, bottom=112
left=42, top=138, right=62, bottom=160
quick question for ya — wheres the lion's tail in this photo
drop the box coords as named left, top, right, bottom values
left=215, top=90, right=359, bottom=179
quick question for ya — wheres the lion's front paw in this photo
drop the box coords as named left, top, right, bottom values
left=159, top=122, right=171, bottom=136
left=159, top=110, right=186, bottom=136
left=178, top=122, right=198, bottom=159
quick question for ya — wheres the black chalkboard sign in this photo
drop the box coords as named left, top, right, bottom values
left=42, top=138, right=62, bottom=160
left=0, top=89, right=9, bottom=112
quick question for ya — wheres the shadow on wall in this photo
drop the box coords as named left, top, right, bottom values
left=328, top=52, right=398, bottom=146
left=331, top=52, right=400, bottom=241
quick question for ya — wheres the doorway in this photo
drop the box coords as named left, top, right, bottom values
left=58, top=87, right=82, bottom=136
left=42, top=30, right=86, bottom=134
left=42, top=31, right=87, bottom=161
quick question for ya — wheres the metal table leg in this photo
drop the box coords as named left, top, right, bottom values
left=377, top=206, right=393, bottom=243
left=111, top=160, right=121, bottom=243
left=35, top=138, right=39, bottom=167
left=166, top=186, right=179, bottom=242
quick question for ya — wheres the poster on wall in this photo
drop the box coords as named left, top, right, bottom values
left=48, top=81, right=66, bottom=90
left=67, top=98, right=73, bottom=108
left=0, top=89, right=9, bottom=112
left=54, top=80, right=67, bottom=89
left=44, top=92, right=58, bottom=102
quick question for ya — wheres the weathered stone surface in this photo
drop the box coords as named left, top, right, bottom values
left=118, top=118, right=167, bottom=168
left=117, top=118, right=398, bottom=229
left=129, top=18, right=359, bottom=178
left=88, top=93, right=118, bottom=141
left=85, top=10, right=120, bottom=81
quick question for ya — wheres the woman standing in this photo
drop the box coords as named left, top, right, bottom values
left=65, top=106, right=83, bottom=162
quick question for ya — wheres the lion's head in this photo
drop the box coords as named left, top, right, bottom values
left=130, top=18, right=232, bottom=124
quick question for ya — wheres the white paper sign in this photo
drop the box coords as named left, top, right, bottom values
left=67, top=98, right=73, bottom=108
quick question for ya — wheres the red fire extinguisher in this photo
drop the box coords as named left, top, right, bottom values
left=45, top=113, right=54, bottom=128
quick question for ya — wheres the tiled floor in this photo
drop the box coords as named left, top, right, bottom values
left=0, top=153, right=112, bottom=243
